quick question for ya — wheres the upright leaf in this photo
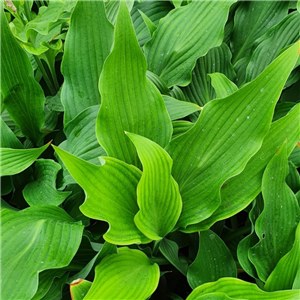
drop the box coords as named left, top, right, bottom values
left=187, top=278, right=300, bottom=300
left=0, top=143, right=49, bottom=176
left=97, top=2, right=172, bottom=167
left=265, top=222, right=300, bottom=291
left=248, top=143, right=300, bottom=282
left=0, top=117, right=23, bottom=149
left=167, top=42, right=300, bottom=230
left=61, top=1, right=114, bottom=124
left=145, top=2, right=235, bottom=87
left=1, top=8, right=45, bottom=144
left=126, top=133, right=182, bottom=240
left=1, top=206, right=83, bottom=300
left=187, top=231, right=236, bottom=289
left=70, top=280, right=92, bottom=300
left=23, top=159, right=71, bottom=206
left=53, top=146, right=150, bottom=245
left=84, top=248, right=159, bottom=300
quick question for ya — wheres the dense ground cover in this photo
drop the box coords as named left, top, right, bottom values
left=1, top=1, right=300, bottom=299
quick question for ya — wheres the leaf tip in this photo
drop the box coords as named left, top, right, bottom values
left=70, top=278, right=83, bottom=287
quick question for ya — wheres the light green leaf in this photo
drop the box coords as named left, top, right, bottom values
left=61, top=1, right=114, bottom=124
left=0, top=143, right=49, bottom=176
left=231, top=1, right=289, bottom=84
left=199, top=103, right=300, bottom=231
left=159, top=238, right=188, bottom=276
left=182, top=43, right=236, bottom=106
left=209, top=73, right=238, bottom=98
left=163, top=95, right=200, bottom=120
left=187, top=278, right=300, bottom=300
left=1, top=8, right=45, bottom=144
left=1, top=205, right=83, bottom=300
left=58, top=105, right=106, bottom=187
left=97, top=2, right=172, bottom=167
left=23, top=159, right=71, bottom=206
left=84, top=247, right=159, bottom=300
left=145, top=2, right=235, bottom=87
left=138, top=9, right=157, bottom=37
left=167, top=41, right=300, bottom=230
left=265, top=222, right=300, bottom=291
left=126, top=132, right=182, bottom=240
left=246, top=11, right=300, bottom=82
left=70, top=279, right=92, bottom=300
left=53, top=145, right=150, bottom=245
left=172, top=121, right=194, bottom=139
left=248, top=143, right=300, bottom=282
left=187, top=230, right=236, bottom=289
left=131, top=1, right=172, bottom=46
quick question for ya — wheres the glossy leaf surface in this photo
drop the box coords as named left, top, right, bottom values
left=84, top=248, right=159, bottom=300
left=1, top=206, right=83, bottom=300
left=97, top=2, right=172, bottom=167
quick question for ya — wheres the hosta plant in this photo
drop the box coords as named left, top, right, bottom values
left=1, top=1, right=300, bottom=299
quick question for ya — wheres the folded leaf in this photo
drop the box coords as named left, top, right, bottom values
left=1, top=205, right=83, bottom=300
left=187, top=231, right=236, bottom=289
left=167, top=41, right=300, bottom=230
left=70, top=279, right=92, bottom=300
left=209, top=73, right=238, bottom=99
left=198, top=103, right=300, bottom=231
left=126, top=132, right=182, bottom=240
left=61, top=1, right=113, bottom=124
left=1, top=8, right=45, bottom=144
left=265, top=222, right=300, bottom=291
left=84, top=247, right=159, bottom=300
left=187, top=278, right=300, bottom=300
left=145, top=2, right=235, bottom=87
left=0, top=142, right=50, bottom=176
left=97, top=2, right=172, bottom=167
left=248, top=143, right=300, bottom=282
left=53, top=145, right=150, bottom=245
left=23, top=159, right=71, bottom=206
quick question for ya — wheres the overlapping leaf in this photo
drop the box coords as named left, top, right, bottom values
left=187, top=231, right=236, bottom=289
left=126, top=132, right=182, bottom=240
left=145, top=2, right=235, bottom=87
left=53, top=145, right=150, bottom=245
left=23, top=159, right=71, bottom=206
left=61, top=1, right=114, bottom=124
left=209, top=73, right=238, bottom=98
left=97, top=2, right=172, bottom=167
left=199, top=103, right=300, bottom=231
left=1, top=8, right=45, bottom=144
left=1, top=206, right=83, bottom=300
left=248, top=143, right=300, bottom=282
left=166, top=42, right=300, bottom=230
left=187, top=278, right=300, bottom=300
left=70, top=280, right=92, bottom=300
left=0, top=143, right=49, bottom=176
left=84, top=248, right=159, bottom=300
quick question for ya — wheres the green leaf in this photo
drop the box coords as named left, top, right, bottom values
left=97, top=2, right=172, bottom=167
left=61, top=1, right=114, bottom=124
left=58, top=105, right=106, bottom=187
left=0, top=117, right=23, bottom=149
left=172, top=121, right=194, bottom=139
left=126, top=132, right=182, bottom=240
left=265, top=222, right=300, bottom=291
left=199, top=103, right=300, bottom=231
left=231, top=1, right=289, bottom=83
left=1, top=8, right=45, bottom=144
left=0, top=142, right=49, bottom=176
left=1, top=205, right=83, bottom=300
left=23, top=159, right=71, bottom=206
left=138, top=9, right=157, bottom=37
left=289, top=143, right=300, bottom=168
left=145, top=2, right=235, bottom=87
left=186, top=278, right=300, bottom=300
left=70, top=279, right=92, bottom=300
left=248, top=143, right=300, bottom=282
left=167, top=41, right=300, bottom=230
left=287, top=161, right=300, bottom=194
left=84, top=247, right=159, bottom=300
left=53, top=145, right=150, bottom=245
left=209, top=73, right=238, bottom=98
left=159, top=238, right=188, bottom=276
left=273, top=102, right=297, bottom=122
left=163, top=95, right=200, bottom=121
left=187, top=230, right=236, bottom=289
left=246, top=11, right=300, bottom=82
left=182, top=43, right=236, bottom=106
